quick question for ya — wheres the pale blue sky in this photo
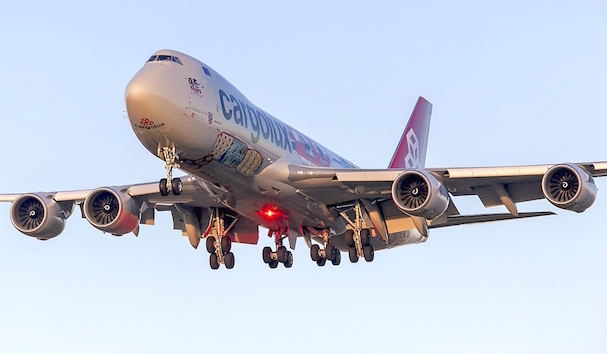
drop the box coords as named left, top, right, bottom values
left=1, top=1, right=606, bottom=353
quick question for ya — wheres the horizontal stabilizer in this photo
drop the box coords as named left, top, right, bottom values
left=429, top=211, right=555, bottom=229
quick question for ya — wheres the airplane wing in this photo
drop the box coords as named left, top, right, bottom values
left=285, top=161, right=607, bottom=202
left=0, top=177, right=259, bottom=247
left=1, top=178, right=218, bottom=205
left=277, top=161, right=607, bottom=236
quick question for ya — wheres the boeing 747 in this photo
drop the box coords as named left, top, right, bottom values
left=2, top=50, right=605, bottom=270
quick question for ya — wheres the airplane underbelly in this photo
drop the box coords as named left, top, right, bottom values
left=181, top=159, right=343, bottom=232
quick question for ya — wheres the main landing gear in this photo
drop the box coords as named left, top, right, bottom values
left=204, top=209, right=237, bottom=270
left=341, top=203, right=374, bottom=263
left=262, top=228, right=293, bottom=269
left=158, top=142, right=183, bottom=196
left=309, top=229, right=341, bottom=266
left=345, top=229, right=374, bottom=263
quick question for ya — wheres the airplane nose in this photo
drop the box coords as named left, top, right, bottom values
left=125, top=66, right=185, bottom=134
left=124, top=63, right=212, bottom=158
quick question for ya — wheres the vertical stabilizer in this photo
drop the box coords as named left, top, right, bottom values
left=388, top=97, right=432, bottom=169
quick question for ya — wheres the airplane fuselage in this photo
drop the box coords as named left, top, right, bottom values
left=125, top=49, right=418, bottom=249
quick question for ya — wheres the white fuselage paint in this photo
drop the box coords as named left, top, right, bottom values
left=125, top=50, right=422, bottom=250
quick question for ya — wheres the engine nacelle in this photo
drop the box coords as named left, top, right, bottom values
left=541, top=163, right=597, bottom=213
left=391, top=170, right=449, bottom=220
left=10, top=194, right=67, bottom=240
left=83, top=187, right=140, bottom=236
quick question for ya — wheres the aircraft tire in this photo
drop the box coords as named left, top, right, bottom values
left=331, top=250, right=341, bottom=266
left=210, top=253, right=220, bottom=270
left=221, top=236, right=232, bottom=253
left=348, top=247, right=358, bottom=263
left=363, top=245, right=374, bottom=262
left=262, top=246, right=272, bottom=264
left=172, top=178, right=182, bottom=196
left=316, top=257, right=326, bottom=267
left=325, top=243, right=335, bottom=261
left=277, top=246, right=288, bottom=263
left=224, top=252, right=235, bottom=269
left=284, top=251, right=293, bottom=268
left=206, top=236, right=216, bottom=254
left=345, top=230, right=355, bottom=247
left=159, top=178, right=169, bottom=196
left=310, top=244, right=320, bottom=261
left=360, top=229, right=371, bottom=246
left=269, top=260, right=279, bottom=269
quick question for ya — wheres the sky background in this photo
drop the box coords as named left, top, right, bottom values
left=1, top=1, right=606, bottom=353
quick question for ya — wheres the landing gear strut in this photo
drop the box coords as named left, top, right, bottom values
left=262, top=228, right=293, bottom=269
left=158, top=142, right=183, bottom=196
left=204, top=209, right=237, bottom=270
left=309, top=229, right=341, bottom=266
left=341, top=203, right=374, bottom=263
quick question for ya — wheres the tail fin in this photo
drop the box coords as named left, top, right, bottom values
left=388, top=96, right=433, bottom=169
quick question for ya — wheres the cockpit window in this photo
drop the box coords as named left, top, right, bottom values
left=146, top=55, right=183, bottom=65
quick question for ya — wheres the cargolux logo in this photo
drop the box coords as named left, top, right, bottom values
left=404, top=129, right=419, bottom=168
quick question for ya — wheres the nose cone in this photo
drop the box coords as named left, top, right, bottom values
left=125, top=67, right=177, bottom=129
left=125, top=65, right=188, bottom=151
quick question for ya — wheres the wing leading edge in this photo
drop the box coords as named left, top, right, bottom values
left=278, top=160, right=606, bottom=234
left=0, top=177, right=247, bottom=247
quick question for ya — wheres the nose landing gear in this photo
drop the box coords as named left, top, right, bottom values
left=262, top=228, right=293, bottom=269
left=158, top=143, right=183, bottom=196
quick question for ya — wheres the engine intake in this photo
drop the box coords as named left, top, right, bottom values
left=541, top=164, right=596, bottom=213
left=83, top=187, right=140, bottom=236
left=391, top=170, right=449, bottom=220
left=10, top=194, right=68, bottom=240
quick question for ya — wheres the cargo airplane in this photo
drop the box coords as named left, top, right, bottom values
left=2, top=49, right=606, bottom=270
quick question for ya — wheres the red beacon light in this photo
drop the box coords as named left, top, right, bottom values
left=259, top=205, right=283, bottom=222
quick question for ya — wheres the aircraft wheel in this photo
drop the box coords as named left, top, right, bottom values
left=224, top=252, right=235, bottom=269
left=345, top=230, right=355, bottom=247
left=277, top=246, right=288, bottom=263
left=363, top=245, right=374, bottom=262
left=360, top=229, right=371, bottom=246
left=221, top=236, right=232, bottom=253
left=348, top=247, right=359, bottom=263
left=316, top=257, right=326, bottom=267
left=284, top=251, right=293, bottom=268
left=331, top=250, right=341, bottom=266
left=262, top=246, right=272, bottom=264
left=325, top=243, right=335, bottom=261
left=172, top=178, right=183, bottom=196
left=159, top=178, right=169, bottom=196
left=269, top=260, right=279, bottom=269
left=210, top=253, right=220, bottom=270
left=310, top=244, right=320, bottom=261
left=206, top=236, right=216, bottom=254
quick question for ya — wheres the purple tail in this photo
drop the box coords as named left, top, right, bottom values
left=388, top=97, right=432, bottom=169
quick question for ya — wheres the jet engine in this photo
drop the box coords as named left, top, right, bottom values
left=541, top=164, right=597, bottom=213
left=391, top=170, right=449, bottom=220
left=10, top=194, right=68, bottom=240
left=83, top=187, right=140, bottom=236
